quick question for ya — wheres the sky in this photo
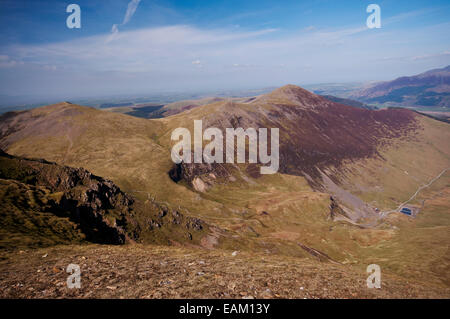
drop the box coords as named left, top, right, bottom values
left=0, top=0, right=449, bottom=101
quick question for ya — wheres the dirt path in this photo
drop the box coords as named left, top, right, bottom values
left=380, top=168, right=450, bottom=218
left=64, top=135, right=73, bottom=161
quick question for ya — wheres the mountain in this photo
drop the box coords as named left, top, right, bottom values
left=302, top=82, right=364, bottom=98
left=105, top=96, right=259, bottom=119
left=163, top=85, right=417, bottom=209
left=152, top=97, right=229, bottom=117
left=105, top=93, right=374, bottom=120
left=102, top=103, right=165, bottom=119
left=351, top=65, right=450, bottom=108
left=0, top=86, right=449, bottom=296
left=319, top=95, right=376, bottom=110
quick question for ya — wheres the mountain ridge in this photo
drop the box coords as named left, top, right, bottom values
left=351, top=65, right=450, bottom=107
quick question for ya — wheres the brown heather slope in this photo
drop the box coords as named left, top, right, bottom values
left=0, top=86, right=449, bottom=295
left=161, top=85, right=417, bottom=180
left=251, top=85, right=417, bottom=177
left=159, top=85, right=423, bottom=220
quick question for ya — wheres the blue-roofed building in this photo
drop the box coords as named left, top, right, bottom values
left=400, top=207, right=412, bottom=216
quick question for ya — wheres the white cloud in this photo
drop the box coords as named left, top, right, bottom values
left=230, top=63, right=256, bottom=69
left=123, top=0, right=142, bottom=25
left=111, top=24, right=119, bottom=34
left=1, top=20, right=449, bottom=97
left=111, top=0, right=142, bottom=34
left=42, top=64, right=57, bottom=71
left=11, top=25, right=279, bottom=72
left=191, top=59, right=203, bottom=68
left=0, top=55, right=23, bottom=68
left=411, top=51, right=450, bottom=61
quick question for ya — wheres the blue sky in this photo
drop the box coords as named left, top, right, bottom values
left=0, top=0, right=449, bottom=100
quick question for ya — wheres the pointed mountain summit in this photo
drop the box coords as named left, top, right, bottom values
left=254, top=84, right=333, bottom=109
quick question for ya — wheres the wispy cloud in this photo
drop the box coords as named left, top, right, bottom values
left=383, top=7, right=440, bottom=26
left=1, top=19, right=449, bottom=97
left=123, top=0, right=142, bottom=25
left=0, top=55, right=23, bottom=68
left=192, top=59, right=203, bottom=68
left=411, top=51, right=450, bottom=61
left=111, top=0, right=142, bottom=35
left=303, top=26, right=315, bottom=31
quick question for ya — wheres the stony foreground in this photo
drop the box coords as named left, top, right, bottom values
left=0, top=244, right=447, bottom=299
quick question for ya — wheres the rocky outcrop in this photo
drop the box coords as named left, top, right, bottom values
left=0, top=149, right=137, bottom=244
left=169, top=161, right=231, bottom=192
left=0, top=150, right=207, bottom=246
left=329, top=196, right=349, bottom=220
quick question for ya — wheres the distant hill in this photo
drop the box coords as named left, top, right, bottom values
left=350, top=65, right=450, bottom=108
left=158, top=94, right=376, bottom=118
left=104, top=94, right=374, bottom=119
left=319, top=95, right=377, bottom=110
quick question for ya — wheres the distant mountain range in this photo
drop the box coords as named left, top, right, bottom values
left=103, top=93, right=374, bottom=119
left=319, top=95, right=376, bottom=110
left=349, top=65, right=450, bottom=108
left=2, top=66, right=449, bottom=115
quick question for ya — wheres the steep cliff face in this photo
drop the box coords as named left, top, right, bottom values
left=169, top=161, right=233, bottom=192
left=0, top=150, right=208, bottom=248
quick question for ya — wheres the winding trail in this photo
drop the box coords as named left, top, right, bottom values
left=129, top=168, right=450, bottom=228
left=63, top=128, right=73, bottom=162
left=380, top=167, right=450, bottom=218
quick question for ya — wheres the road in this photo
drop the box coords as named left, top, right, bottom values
left=380, top=167, right=450, bottom=218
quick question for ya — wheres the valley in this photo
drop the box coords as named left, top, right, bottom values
left=0, top=85, right=449, bottom=298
